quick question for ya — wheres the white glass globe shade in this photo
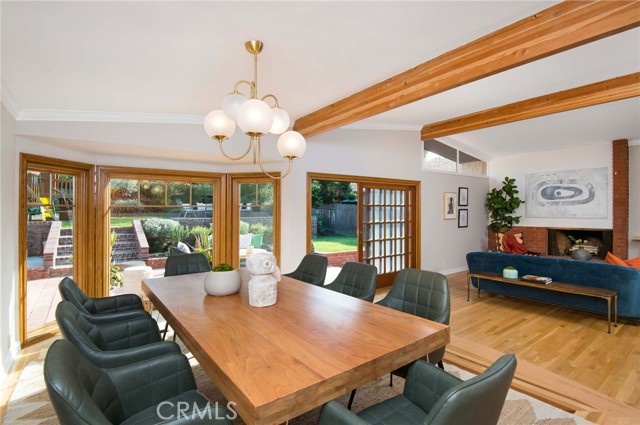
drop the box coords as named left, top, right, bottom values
left=222, top=92, right=247, bottom=120
left=237, top=99, right=274, bottom=136
left=277, top=131, right=306, bottom=159
left=269, top=107, right=290, bottom=135
left=204, top=110, right=236, bottom=140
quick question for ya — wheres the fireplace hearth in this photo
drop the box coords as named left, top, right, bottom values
left=547, top=228, right=613, bottom=259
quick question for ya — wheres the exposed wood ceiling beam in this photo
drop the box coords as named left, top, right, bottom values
left=421, top=72, right=640, bottom=139
left=293, top=1, right=640, bottom=139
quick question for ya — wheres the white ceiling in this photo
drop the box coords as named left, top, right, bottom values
left=2, top=1, right=639, bottom=161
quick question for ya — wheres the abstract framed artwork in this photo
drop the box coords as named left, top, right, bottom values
left=525, top=167, right=608, bottom=218
left=458, top=209, right=468, bottom=228
left=443, top=192, right=457, bottom=220
left=458, top=187, right=468, bottom=206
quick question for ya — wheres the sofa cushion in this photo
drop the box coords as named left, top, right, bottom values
left=606, top=252, right=628, bottom=267
left=626, top=257, right=640, bottom=270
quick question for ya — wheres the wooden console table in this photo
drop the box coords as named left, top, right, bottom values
left=467, top=272, right=618, bottom=333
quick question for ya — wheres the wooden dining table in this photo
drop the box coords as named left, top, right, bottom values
left=142, top=273, right=449, bottom=425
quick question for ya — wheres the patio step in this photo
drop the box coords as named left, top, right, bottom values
left=111, top=226, right=141, bottom=263
left=55, top=254, right=73, bottom=266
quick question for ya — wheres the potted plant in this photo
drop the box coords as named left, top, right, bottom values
left=568, top=236, right=591, bottom=261
left=485, top=177, right=523, bottom=248
left=502, top=265, right=518, bottom=279
left=204, top=263, right=241, bottom=296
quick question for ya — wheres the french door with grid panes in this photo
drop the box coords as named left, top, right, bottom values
left=360, top=184, right=418, bottom=286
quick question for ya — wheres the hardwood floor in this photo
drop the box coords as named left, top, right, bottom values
left=444, top=271, right=639, bottom=424
left=2, top=271, right=639, bottom=424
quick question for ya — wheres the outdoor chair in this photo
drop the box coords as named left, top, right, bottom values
left=319, top=354, right=517, bottom=425
left=44, top=339, right=232, bottom=425
left=162, top=252, right=212, bottom=340
left=348, top=268, right=450, bottom=409
left=56, top=300, right=180, bottom=368
left=324, top=262, right=377, bottom=302
left=284, top=253, right=328, bottom=286
left=58, top=276, right=148, bottom=320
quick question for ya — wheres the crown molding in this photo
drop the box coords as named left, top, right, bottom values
left=1, top=83, right=20, bottom=119
left=342, top=122, right=421, bottom=132
left=15, top=109, right=204, bottom=125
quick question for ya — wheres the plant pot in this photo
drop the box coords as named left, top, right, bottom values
left=503, top=268, right=518, bottom=279
left=571, top=247, right=591, bottom=261
left=204, top=270, right=241, bottom=296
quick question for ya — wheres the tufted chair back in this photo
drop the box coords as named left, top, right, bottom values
left=284, top=254, right=328, bottom=286
left=422, top=354, right=517, bottom=425
left=55, top=301, right=168, bottom=368
left=58, top=277, right=94, bottom=313
left=324, top=262, right=377, bottom=301
left=378, top=268, right=450, bottom=367
left=164, top=252, right=211, bottom=276
left=44, top=339, right=210, bottom=425
left=45, top=339, right=129, bottom=424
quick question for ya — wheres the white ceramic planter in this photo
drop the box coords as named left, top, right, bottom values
left=503, top=268, right=518, bottom=279
left=204, top=270, right=241, bottom=296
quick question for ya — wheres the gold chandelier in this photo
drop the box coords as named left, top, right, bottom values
left=204, top=40, right=306, bottom=179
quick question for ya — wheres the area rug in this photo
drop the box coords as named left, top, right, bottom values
left=3, top=356, right=590, bottom=425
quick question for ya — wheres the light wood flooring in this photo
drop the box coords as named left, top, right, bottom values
left=2, top=270, right=639, bottom=424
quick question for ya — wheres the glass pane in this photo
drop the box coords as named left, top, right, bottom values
left=110, top=179, right=139, bottom=206
left=239, top=182, right=274, bottom=267
left=459, top=151, right=487, bottom=176
left=423, top=139, right=457, bottom=172
left=167, top=182, right=190, bottom=206
left=140, top=181, right=165, bottom=206
left=257, top=183, right=273, bottom=205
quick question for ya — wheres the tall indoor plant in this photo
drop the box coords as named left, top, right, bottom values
left=485, top=176, right=523, bottom=237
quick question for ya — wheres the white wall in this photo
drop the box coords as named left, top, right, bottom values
left=629, top=144, right=640, bottom=258
left=1, top=104, right=19, bottom=377
left=488, top=143, right=613, bottom=229
left=279, top=128, right=487, bottom=274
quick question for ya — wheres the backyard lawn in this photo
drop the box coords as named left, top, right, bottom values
left=313, top=235, right=357, bottom=252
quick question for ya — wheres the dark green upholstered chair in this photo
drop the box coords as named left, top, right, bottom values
left=379, top=268, right=450, bottom=373
left=348, top=268, right=450, bottom=409
left=44, top=339, right=232, bottom=425
left=161, top=253, right=212, bottom=340
left=324, top=262, right=377, bottom=302
left=59, top=276, right=148, bottom=320
left=164, top=252, right=211, bottom=277
left=284, top=253, right=328, bottom=286
left=56, top=301, right=180, bottom=368
left=320, top=354, right=517, bottom=425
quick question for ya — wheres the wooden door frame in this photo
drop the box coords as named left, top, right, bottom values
left=306, top=172, right=421, bottom=287
left=19, top=154, right=94, bottom=346
left=96, top=166, right=225, bottom=296
left=227, top=173, right=281, bottom=269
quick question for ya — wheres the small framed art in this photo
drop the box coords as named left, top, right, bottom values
left=443, top=192, right=457, bottom=220
left=458, top=187, right=468, bottom=206
left=458, top=209, right=468, bottom=228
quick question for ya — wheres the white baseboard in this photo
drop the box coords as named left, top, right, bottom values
left=440, top=266, right=468, bottom=275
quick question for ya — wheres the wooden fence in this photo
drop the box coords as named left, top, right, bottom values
left=312, top=203, right=357, bottom=236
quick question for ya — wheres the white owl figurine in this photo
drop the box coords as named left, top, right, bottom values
left=246, top=253, right=281, bottom=307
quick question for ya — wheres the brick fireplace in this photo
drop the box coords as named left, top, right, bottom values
left=486, top=139, right=630, bottom=259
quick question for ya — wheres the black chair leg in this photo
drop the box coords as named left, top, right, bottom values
left=347, top=389, right=356, bottom=410
left=438, top=360, right=445, bottom=370
left=389, top=373, right=393, bottom=387
left=161, top=322, right=169, bottom=341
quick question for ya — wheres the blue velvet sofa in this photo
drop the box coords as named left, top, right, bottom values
left=466, top=252, right=640, bottom=321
